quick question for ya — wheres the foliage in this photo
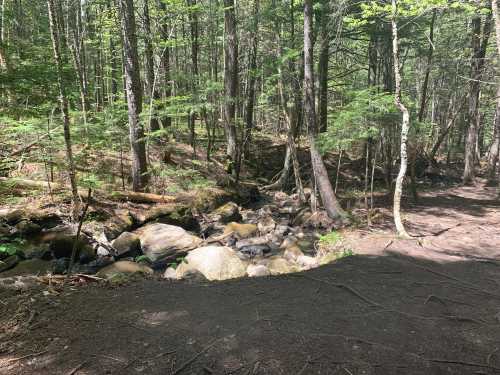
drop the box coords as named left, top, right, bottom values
left=318, top=88, right=397, bottom=152
left=0, top=238, right=26, bottom=259
left=319, top=230, right=343, bottom=246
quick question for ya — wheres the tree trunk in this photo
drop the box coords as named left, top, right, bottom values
left=463, top=4, right=492, bottom=184
left=158, top=0, right=172, bottom=130
left=223, top=0, right=239, bottom=176
left=187, top=0, right=199, bottom=150
left=143, top=0, right=160, bottom=132
left=488, top=0, right=500, bottom=182
left=304, top=0, right=346, bottom=221
left=391, top=0, right=411, bottom=238
left=244, top=0, right=259, bottom=159
left=47, top=0, right=80, bottom=220
left=317, top=0, right=329, bottom=133
left=118, top=0, right=149, bottom=192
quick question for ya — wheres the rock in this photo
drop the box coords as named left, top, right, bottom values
left=258, top=216, right=276, bottom=234
left=15, top=220, right=41, bottom=237
left=0, top=209, right=25, bottom=224
left=239, top=245, right=271, bottom=259
left=176, top=246, right=246, bottom=281
left=274, top=225, right=291, bottom=237
left=52, top=258, right=69, bottom=274
left=103, top=209, right=134, bottom=240
left=212, top=202, right=242, bottom=224
left=0, top=223, right=11, bottom=237
left=0, top=259, right=52, bottom=277
left=267, top=257, right=299, bottom=275
left=297, top=255, right=319, bottom=270
left=97, top=246, right=110, bottom=257
left=111, top=232, right=141, bottom=258
left=219, top=222, right=258, bottom=239
left=283, top=245, right=304, bottom=262
left=47, top=229, right=95, bottom=263
left=0, top=255, right=21, bottom=273
left=235, top=236, right=270, bottom=250
left=274, top=191, right=289, bottom=201
left=247, top=264, right=270, bottom=277
left=182, top=269, right=209, bottom=283
left=96, top=261, right=153, bottom=279
left=163, top=267, right=177, bottom=280
left=79, top=256, right=115, bottom=274
left=293, top=209, right=312, bottom=226
left=136, top=223, right=202, bottom=262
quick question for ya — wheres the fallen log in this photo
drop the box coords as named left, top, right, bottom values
left=0, top=177, right=176, bottom=204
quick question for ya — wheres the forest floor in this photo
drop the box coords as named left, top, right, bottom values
left=1, top=182, right=500, bottom=375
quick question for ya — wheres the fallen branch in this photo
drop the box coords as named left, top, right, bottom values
left=3, top=350, right=49, bottom=364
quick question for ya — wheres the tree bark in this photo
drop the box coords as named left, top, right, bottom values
left=244, top=0, right=259, bottom=159
left=143, top=0, right=161, bottom=132
left=47, top=0, right=80, bottom=220
left=118, top=0, right=149, bottom=192
left=463, top=3, right=492, bottom=184
left=488, top=0, right=500, bottom=182
left=304, top=0, right=346, bottom=221
left=391, top=0, right=411, bottom=238
left=158, top=0, right=172, bottom=130
left=318, top=0, right=329, bottom=133
left=223, top=0, right=239, bottom=176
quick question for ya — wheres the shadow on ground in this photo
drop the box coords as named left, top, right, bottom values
left=1, top=253, right=500, bottom=375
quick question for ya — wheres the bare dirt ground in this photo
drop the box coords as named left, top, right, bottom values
left=1, top=183, right=500, bottom=375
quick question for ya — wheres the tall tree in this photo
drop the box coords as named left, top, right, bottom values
left=304, top=0, right=347, bottom=221
left=487, top=0, right=500, bottom=182
left=118, top=0, right=149, bottom=191
left=463, top=2, right=492, bottom=184
left=223, top=0, right=239, bottom=176
left=47, top=0, right=80, bottom=219
left=391, top=0, right=410, bottom=238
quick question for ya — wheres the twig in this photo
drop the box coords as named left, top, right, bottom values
left=66, top=361, right=87, bottom=375
left=68, top=188, right=92, bottom=275
left=295, top=274, right=381, bottom=307
left=4, top=350, right=48, bottom=364
left=171, top=338, right=222, bottom=375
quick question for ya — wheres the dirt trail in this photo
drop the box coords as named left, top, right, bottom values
left=1, top=184, right=500, bottom=375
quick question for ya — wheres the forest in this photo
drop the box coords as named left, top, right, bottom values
left=1, top=0, right=500, bottom=374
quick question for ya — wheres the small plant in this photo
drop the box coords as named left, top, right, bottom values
left=167, top=256, right=188, bottom=270
left=337, top=248, right=354, bottom=259
left=0, top=238, right=26, bottom=259
left=135, top=255, right=152, bottom=264
left=319, top=231, right=343, bottom=246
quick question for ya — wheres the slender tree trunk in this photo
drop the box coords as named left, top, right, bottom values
left=47, top=0, right=80, bottom=220
left=118, top=0, right=148, bottom=192
left=143, top=0, right=160, bottom=132
left=187, top=0, right=199, bottom=150
left=244, top=0, right=259, bottom=159
left=488, top=0, right=500, bottom=182
left=158, top=0, right=172, bottom=130
left=318, top=0, right=329, bottom=133
left=463, top=4, right=492, bottom=184
left=304, top=0, right=347, bottom=221
left=391, top=0, right=410, bottom=238
left=223, top=0, right=239, bottom=176
left=417, top=10, right=436, bottom=123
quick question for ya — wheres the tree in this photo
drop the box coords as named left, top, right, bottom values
left=223, top=0, right=239, bottom=177
left=304, top=0, right=347, bottom=221
left=117, top=0, right=149, bottom=192
left=47, top=0, right=80, bottom=219
left=391, top=0, right=411, bottom=238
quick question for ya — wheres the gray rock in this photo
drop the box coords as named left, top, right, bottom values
left=136, top=223, right=202, bottom=262
left=15, top=220, right=41, bottom=237
left=247, top=264, right=270, bottom=277
left=211, top=202, right=242, bottom=224
left=175, top=246, right=246, bottom=281
left=239, top=245, right=271, bottom=259
left=0, top=255, right=21, bottom=273
left=96, top=260, right=153, bottom=279
left=111, top=232, right=141, bottom=258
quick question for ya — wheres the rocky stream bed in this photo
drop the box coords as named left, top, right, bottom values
left=0, top=188, right=348, bottom=289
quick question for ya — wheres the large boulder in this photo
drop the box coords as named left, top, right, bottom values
left=0, top=255, right=21, bottom=273
left=174, top=246, right=247, bottom=281
left=247, top=264, right=270, bottom=278
left=111, top=232, right=141, bottom=258
left=136, top=223, right=202, bottom=262
left=96, top=261, right=153, bottom=279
